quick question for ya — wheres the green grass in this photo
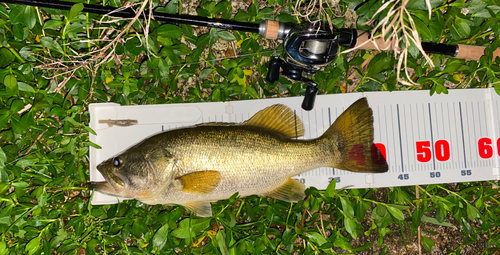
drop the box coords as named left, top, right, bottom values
left=1, top=0, right=500, bottom=254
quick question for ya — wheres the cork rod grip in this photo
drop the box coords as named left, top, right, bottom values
left=354, top=31, right=397, bottom=50
left=354, top=31, right=500, bottom=62
left=263, top=20, right=280, bottom=40
left=455, top=44, right=500, bottom=61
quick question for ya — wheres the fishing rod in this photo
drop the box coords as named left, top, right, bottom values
left=2, top=0, right=499, bottom=110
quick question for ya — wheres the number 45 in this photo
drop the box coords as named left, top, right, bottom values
left=398, top=174, right=409, bottom=180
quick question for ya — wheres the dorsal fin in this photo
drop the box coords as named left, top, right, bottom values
left=243, top=104, right=304, bottom=138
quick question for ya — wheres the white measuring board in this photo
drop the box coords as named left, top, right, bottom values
left=89, top=88, right=500, bottom=205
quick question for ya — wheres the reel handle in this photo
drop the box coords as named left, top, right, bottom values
left=301, top=82, right=318, bottom=111
left=266, top=57, right=283, bottom=83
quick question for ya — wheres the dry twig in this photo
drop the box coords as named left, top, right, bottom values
left=342, top=0, right=434, bottom=86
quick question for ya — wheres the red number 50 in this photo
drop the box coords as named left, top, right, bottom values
left=416, top=140, right=450, bottom=162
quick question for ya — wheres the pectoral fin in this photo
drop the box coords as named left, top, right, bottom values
left=263, top=178, right=305, bottom=202
left=183, top=201, right=213, bottom=217
left=176, top=171, right=221, bottom=194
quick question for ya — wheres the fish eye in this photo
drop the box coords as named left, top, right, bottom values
left=112, top=157, right=122, bottom=167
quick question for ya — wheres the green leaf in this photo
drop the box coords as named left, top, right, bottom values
left=40, top=37, right=64, bottom=53
left=0, top=168, right=8, bottom=183
left=340, top=197, right=354, bottom=218
left=217, top=31, right=236, bottom=41
left=0, top=241, right=6, bottom=255
left=131, top=219, right=148, bottom=237
left=282, top=228, right=295, bottom=252
left=84, top=126, right=97, bottom=136
left=196, top=34, right=210, bottom=48
left=215, top=230, right=229, bottom=255
left=214, top=1, right=229, bottom=14
left=408, top=0, right=442, bottom=10
left=68, top=3, right=84, bottom=20
left=125, top=37, right=143, bottom=56
left=255, top=8, right=273, bottom=20
left=44, top=20, right=63, bottom=30
left=153, top=224, right=169, bottom=250
left=0, top=5, right=8, bottom=20
left=212, top=88, right=220, bottom=101
left=24, top=6, right=37, bottom=29
left=246, top=86, right=258, bottom=99
left=18, top=83, right=36, bottom=93
left=450, top=18, right=470, bottom=40
left=466, top=203, right=480, bottom=220
left=325, top=178, right=336, bottom=197
left=441, top=60, right=463, bottom=74
left=333, top=238, right=353, bottom=251
left=412, top=15, right=432, bottom=41
left=199, top=68, right=212, bottom=79
left=366, top=54, right=391, bottom=77
left=9, top=5, right=24, bottom=25
left=386, top=205, right=405, bottom=221
left=38, top=187, right=47, bottom=207
left=171, top=218, right=210, bottom=239
left=344, top=217, right=358, bottom=239
left=221, top=59, right=238, bottom=69
left=164, top=0, right=178, bottom=14
left=158, top=24, right=183, bottom=39
left=421, top=215, right=452, bottom=227
left=4, top=74, right=18, bottom=96
left=0, top=146, right=6, bottom=169
left=494, top=82, right=500, bottom=95
left=86, top=141, right=102, bottom=150
left=421, top=235, right=435, bottom=252
left=305, top=232, right=327, bottom=246
left=0, top=48, right=15, bottom=68
left=25, top=236, right=40, bottom=255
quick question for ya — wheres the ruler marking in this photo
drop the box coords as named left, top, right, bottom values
left=402, top=104, right=410, bottom=172
left=470, top=102, right=477, bottom=168
left=428, top=103, right=436, bottom=170
left=459, top=102, right=467, bottom=168
left=409, top=104, right=415, bottom=172
left=444, top=103, right=450, bottom=169
left=397, top=104, right=404, bottom=172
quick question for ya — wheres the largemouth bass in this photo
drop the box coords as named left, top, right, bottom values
left=91, top=98, right=388, bottom=217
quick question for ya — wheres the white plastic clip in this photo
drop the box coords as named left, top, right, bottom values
left=365, top=174, right=374, bottom=184
left=493, top=168, right=500, bottom=179
left=225, top=104, right=233, bottom=114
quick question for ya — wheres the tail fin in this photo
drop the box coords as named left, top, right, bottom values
left=322, top=98, right=388, bottom=173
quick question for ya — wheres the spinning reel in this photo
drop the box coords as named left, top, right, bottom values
left=263, top=22, right=358, bottom=110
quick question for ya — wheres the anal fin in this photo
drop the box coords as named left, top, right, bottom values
left=183, top=201, right=213, bottom=217
left=263, top=178, right=305, bottom=202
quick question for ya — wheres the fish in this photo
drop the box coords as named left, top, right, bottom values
left=90, top=98, right=388, bottom=217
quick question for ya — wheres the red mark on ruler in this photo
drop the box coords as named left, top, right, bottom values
left=371, top=143, right=387, bottom=165
left=435, top=140, right=450, bottom=161
left=416, top=140, right=451, bottom=162
left=477, top=137, right=499, bottom=158
left=416, top=141, right=432, bottom=162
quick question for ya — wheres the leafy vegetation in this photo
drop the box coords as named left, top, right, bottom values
left=0, top=0, right=499, bottom=254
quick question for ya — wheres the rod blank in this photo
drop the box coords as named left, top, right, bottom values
left=0, top=0, right=261, bottom=33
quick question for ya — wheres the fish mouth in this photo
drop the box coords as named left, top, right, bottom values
left=88, top=181, right=119, bottom=195
left=92, top=164, right=127, bottom=196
